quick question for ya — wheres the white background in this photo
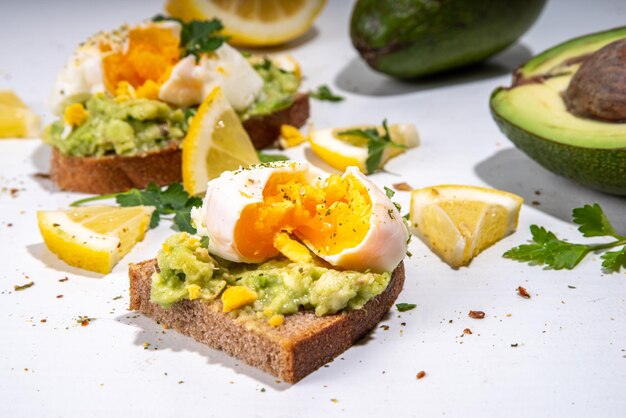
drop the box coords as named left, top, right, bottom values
left=1, top=1, right=625, bottom=417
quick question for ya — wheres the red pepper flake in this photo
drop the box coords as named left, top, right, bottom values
left=40, top=319, right=47, bottom=323
left=463, top=328, right=472, bottom=335
left=59, top=277, right=69, bottom=282
left=517, top=286, right=531, bottom=299
left=468, top=310, right=485, bottom=319
left=416, top=371, right=426, bottom=379
left=9, top=188, right=20, bottom=197
left=380, top=325, right=390, bottom=331
left=56, top=294, right=63, bottom=299
left=392, top=182, right=413, bottom=191
left=34, top=173, right=51, bottom=179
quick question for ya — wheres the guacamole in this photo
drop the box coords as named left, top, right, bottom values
left=240, top=59, right=300, bottom=120
left=151, top=233, right=391, bottom=317
left=44, top=95, right=188, bottom=157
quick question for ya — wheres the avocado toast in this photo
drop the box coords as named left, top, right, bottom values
left=44, top=17, right=309, bottom=194
left=129, top=161, right=409, bottom=382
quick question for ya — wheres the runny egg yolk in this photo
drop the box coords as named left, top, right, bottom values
left=233, top=172, right=372, bottom=263
left=101, top=25, right=180, bottom=97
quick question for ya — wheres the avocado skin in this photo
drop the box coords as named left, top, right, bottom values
left=350, top=0, right=546, bottom=79
left=490, top=88, right=626, bottom=195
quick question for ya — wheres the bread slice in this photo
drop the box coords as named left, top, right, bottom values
left=49, top=95, right=309, bottom=194
left=243, top=93, right=310, bottom=149
left=129, top=258, right=405, bottom=383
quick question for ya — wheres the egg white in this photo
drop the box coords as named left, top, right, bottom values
left=191, top=162, right=408, bottom=273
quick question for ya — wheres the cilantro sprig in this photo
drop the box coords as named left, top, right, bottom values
left=309, top=85, right=344, bottom=102
left=337, top=119, right=406, bottom=175
left=504, top=203, right=626, bottom=272
left=152, top=15, right=227, bottom=61
left=71, top=183, right=202, bottom=234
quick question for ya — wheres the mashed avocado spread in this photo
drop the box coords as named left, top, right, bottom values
left=152, top=233, right=391, bottom=317
left=44, top=95, right=187, bottom=157
left=240, top=59, right=299, bottom=120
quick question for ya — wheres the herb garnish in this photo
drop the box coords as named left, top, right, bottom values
left=70, top=183, right=202, bottom=234
left=396, top=303, right=417, bottom=312
left=504, top=203, right=626, bottom=272
left=257, top=151, right=289, bottom=163
left=152, top=15, right=227, bottom=61
left=309, top=85, right=344, bottom=102
left=337, top=119, right=406, bottom=174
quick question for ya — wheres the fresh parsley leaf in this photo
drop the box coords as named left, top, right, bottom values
left=504, top=205, right=626, bottom=273
left=309, top=85, right=344, bottom=102
left=70, top=182, right=202, bottom=233
left=337, top=119, right=406, bottom=174
left=384, top=186, right=395, bottom=199
left=396, top=303, right=417, bottom=312
left=152, top=15, right=227, bottom=61
left=257, top=151, right=289, bottom=163
left=200, top=236, right=210, bottom=249
left=601, top=248, right=626, bottom=273
left=572, top=203, right=620, bottom=239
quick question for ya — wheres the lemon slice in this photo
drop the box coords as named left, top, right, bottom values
left=182, top=87, right=260, bottom=196
left=165, top=0, right=327, bottom=47
left=309, top=123, right=420, bottom=173
left=37, top=205, right=154, bottom=274
left=410, top=185, right=523, bottom=268
left=0, top=90, right=40, bottom=138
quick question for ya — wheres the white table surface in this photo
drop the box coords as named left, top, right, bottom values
left=1, top=1, right=625, bottom=417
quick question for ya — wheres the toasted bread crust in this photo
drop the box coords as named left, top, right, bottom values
left=50, top=96, right=310, bottom=194
left=129, top=258, right=404, bottom=383
left=50, top=143, right=182, bottom=194
left=243, top=93, right=310, bottom=149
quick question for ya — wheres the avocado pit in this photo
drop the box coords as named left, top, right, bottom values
left=563, top=38, right=626, bottom=121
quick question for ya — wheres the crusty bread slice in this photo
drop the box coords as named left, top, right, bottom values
left=50, top=142, right=182, bottom=195
left=49, top=95, right=309, bottom=194
left=129, top=258, right=404, bottom=383
left=243, top=93, right=310, bottom=149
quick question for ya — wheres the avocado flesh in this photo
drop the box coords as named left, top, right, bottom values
left=518, top=26, right=626, bottom=80
left=493, top=76, right=626, bottom=149
left=491, top=27, right=626, bottom=195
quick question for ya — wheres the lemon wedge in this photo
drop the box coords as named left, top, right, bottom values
left=410, top=185, right=523, bottom=268
left=309, top=123, right=419, bottom=173
left=165, top=0, right=327, bottom=47
left=37, top=205, right=154, bottom=274
left=181, top=87, right=260, bottom=196
left=0, top=90, right=40, bottom=138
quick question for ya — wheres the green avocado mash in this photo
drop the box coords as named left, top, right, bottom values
left=241, top=58, right=299, bottom=120
left=44, top=95, right=188, bottom=157
left=151, top=232, right=391, bottom=316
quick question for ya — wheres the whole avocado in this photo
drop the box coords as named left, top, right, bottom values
left=351, top=0, right=546, bottom=79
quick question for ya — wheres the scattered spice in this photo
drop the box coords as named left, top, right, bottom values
left=77, top=316, right=95, bottom=326
left=178, top=381, right=184, bottom=384
left=112, top=295, right=123, bottom=300
left=532, top=200, right=540, bottom=206
left=34, top=173, right=51, bottom=179
left=56, top=294, right=64, bottom=299
left=468, top=310, right=485, bottom=319
left=568, top=285, right=576, bottom=289
left=59, top=277, right=69, bottom=282
left=40, top=319, right=47, bottom=323
left=330, top=398, right=338, bottom=403
left=392, top=182, right=413, bottom=191
left=416, top=371, right=426, bottom=379
left=380, top=325, right=390, bottom=331
left=14, top=281, right=34, bottom=291
left=463, top=328, right=472, bottom=335
left=517, top=286, right=531, bottom=299
left=511, top=343, right=519, bottom=347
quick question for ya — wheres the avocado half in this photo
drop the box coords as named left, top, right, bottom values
left=490, top=27, right=626, bottom=195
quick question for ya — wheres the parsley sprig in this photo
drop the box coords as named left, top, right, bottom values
left=337, top=119, right=406, bottom=174
left=70, top=183, right=202, bottom=234
left=152, top=15, right=227, bottom=61
left=309, top=85, right=344, bottom=102
left=504, top=203, right=626, bottom=272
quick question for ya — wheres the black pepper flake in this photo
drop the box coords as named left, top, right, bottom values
left=56, top=294, right=64, bottom=299
left=59, top=277, right=69, bottom=282
left=511, top=343, right=519, bottom=347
